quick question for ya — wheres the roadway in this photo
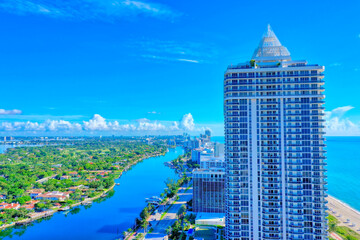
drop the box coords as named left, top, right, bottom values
left=139, top=186, right=193, bottom=240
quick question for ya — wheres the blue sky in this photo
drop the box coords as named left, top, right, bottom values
left=1, top=0, right=360, bottom=136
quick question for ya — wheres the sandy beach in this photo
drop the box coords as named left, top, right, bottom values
left=327, top=195, right=360, bottom=232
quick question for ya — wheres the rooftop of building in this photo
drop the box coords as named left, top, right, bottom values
left=252, top=24, right=291, bottom=62
left=227, top=25, right=324, bottom=71
left=195, top=212, right=225, bottom=227
left=193, top=168, right=225, bottom=174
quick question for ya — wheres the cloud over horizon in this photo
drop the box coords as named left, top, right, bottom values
left=325, top=105, right=360, bottom=136
left=0, top=113, right=207, bottom=135
left=2, top=106, right=360, bottom=136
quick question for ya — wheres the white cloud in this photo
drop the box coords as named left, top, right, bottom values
left=141, top=55, right=200, bottom=64
left=0, top=113, right=209, bottom=135
left=121, top=0, right=173, bottom=17
left=329, top=62, right=342, bottom=67
left=177, top=59, right=199, bottom=63
left=135, top=118, right=150, bottom=123
left=327, top=106, right=354, bottom=117
left=325, top=106, right=360, bottom=136
left=131, top=40, right=218, bottom=64
left=0, top=109, right=22, bottom=115
left=179, top=113, right=195, bottom=131
left=147, top=111, right=158, bottom=114
left=0, top=119, right=81, bottom=132
left=83, top=114, right=109, bottom=131
left=0, top=0, right=178, bottom=21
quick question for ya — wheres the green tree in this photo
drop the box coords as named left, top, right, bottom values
left=16, top=195, right=31, bottom=205
left=177, top=204, right=186, bottom=219
left=141, top=221, right=148, bottom=234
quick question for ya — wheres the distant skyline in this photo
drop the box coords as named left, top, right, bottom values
left=1, top=0, right=360, bottom=136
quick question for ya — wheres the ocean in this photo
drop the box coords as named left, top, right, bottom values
left=211, top=136, right=360, bottom=212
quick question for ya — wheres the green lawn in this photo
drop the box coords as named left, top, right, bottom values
left=328, top=214, right=360, bottom=240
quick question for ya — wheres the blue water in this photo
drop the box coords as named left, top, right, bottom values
left=212, top=136, right=360, bottom=211
left=2, top=147, right=183, bottom=240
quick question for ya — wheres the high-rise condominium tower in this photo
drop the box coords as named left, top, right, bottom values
left=224, top=25, right=327, bottom=240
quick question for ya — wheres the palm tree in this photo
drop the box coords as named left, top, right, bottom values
left=141, top=221, right=149, bottom=234
left=328, top=221, right=336, bottom=232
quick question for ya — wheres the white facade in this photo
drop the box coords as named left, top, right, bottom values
left=214, top=142, right=225, bottom=157
left=224, top=25, right=327, bottom=240
left=200, top=155, right=225, bottom=169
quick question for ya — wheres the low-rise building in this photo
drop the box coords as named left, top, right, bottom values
left=86, top=177, right=96, bottom=182
left=0, top=203, right=20, bottom=210
left=27, top=189, right=45, bottom=199
left=21, top=200, right=39, bottom=210
left=60, top=175, right=70, bottom=180
left=97, top=171, right=109, bottom=177
left=69, top=185, right=83, bottom=192
left=35, top=191, right=70, bottom=201
left=195, top=212, right=225, bottom=227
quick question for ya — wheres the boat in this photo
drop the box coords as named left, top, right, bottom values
left=116, top=183, right=120, bottom=186
left=60, top=206, right=70, bottom=211
left=83, top=201, right=92, bottom=206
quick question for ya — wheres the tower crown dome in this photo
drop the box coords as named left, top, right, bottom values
left=252, top=25, right=291, bottom=62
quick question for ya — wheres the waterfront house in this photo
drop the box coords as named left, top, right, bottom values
left=86, top=177, right=96, bottom=182
left=68, top=171, right=78, bottom=176
left=113, top=165, right=121, bottom=169
left=21, top=200, right=39, bottom=210
left=69, top=185, right=83, bottom=192
left=97, top=171, right=109, bottom=177
left=35, top=191, right=70, bottom=201
left=0, top=203, right=20, bottom=210
left=27, top=189, right=45, bottom=199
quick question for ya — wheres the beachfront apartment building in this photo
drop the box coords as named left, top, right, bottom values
left=224, top=25, right=327, bottom=240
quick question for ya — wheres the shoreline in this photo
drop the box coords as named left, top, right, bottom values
left=0, top=150, right=167, bottom=231
left=327, top=195, right=360, bottom=232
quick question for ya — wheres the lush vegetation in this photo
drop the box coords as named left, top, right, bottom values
left=170, top=151, right=191, bottom=171
left=0, top=139, right=166, bottom=226
left=328, top=214, right=360, bottom=240
left=161, top=176, right=190, bottom=201
left=166, top=208, right=195, bottom=240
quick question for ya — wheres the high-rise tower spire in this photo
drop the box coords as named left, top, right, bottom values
left=251, top=24, right=291, bottom=62
left=224, top=26, right=327, bottom=240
